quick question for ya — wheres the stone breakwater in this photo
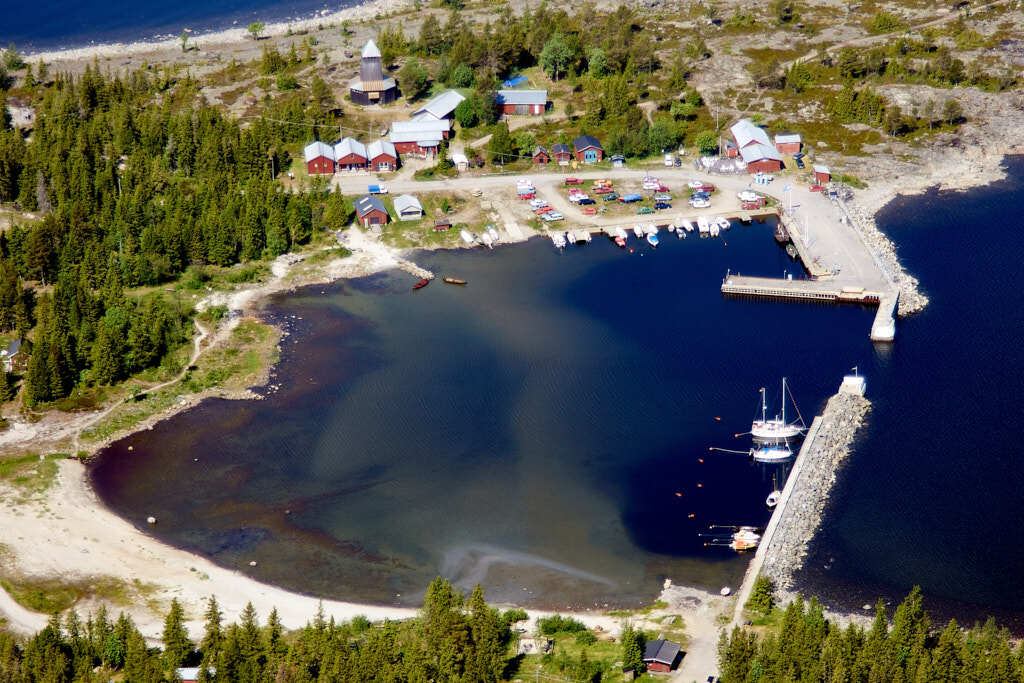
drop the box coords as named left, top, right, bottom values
left=760, top=390, right=872, bottom=603
left=839, top=199, right=929, bottom=316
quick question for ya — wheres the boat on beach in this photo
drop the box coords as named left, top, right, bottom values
left=487, top=226, right=500, bottom=242
left=459, top=229, right=475, bottom=245
left=481, top=231, right=494, bottom=249
left=443, top=277, right=467, bottom=285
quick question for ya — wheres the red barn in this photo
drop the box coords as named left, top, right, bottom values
left=495, top=90, right=547, bottom=116
left=355, top=194, right=389, bottom=228
left=303, top=141, right=335, bottom=175
left=533, top=145, right=549, bottom=164
left=774, top=133, right=802, bottom=155
left=367, top=140, right=398, bottom=172
left=814, top=164, right=831, bottom=184
left=643, top=639, right=681, bottom=673
left=731, top=119, right=783, bottom=173
left=572, top=135, right=604, bottom=164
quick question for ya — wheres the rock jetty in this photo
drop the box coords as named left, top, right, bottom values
left=759, top=389, right=872, bottom=603
left=840, top=199, right=929, bottom=316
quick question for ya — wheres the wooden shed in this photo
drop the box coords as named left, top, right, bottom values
left=814, top=164, right=831, bottom=184
left=533, top=145, right=550, bottom=164
left=551, top=143, right=572, bottom=165
left=774, top=133, right=802, bottom=155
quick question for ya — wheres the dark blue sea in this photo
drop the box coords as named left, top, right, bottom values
left=92, top=157, right=1024, bottom=619
left=3, top=1, right=355, bottom=54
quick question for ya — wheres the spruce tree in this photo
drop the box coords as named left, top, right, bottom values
left=162, top=598, right=193, bottom=670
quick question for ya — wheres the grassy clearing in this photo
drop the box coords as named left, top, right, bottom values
left=513, top=634, right=629, bottom=683
left=301, top=246, right=353, bottom=266
left=0, top=453, right=66, bottom=501
left=182, top=319, right=279, bottom=394
left=0, top=574, right=154, bottom=614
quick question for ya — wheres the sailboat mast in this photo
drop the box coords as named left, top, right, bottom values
left=760, top=388, right=767, bottom=423
left=781, top=377, right=787, bottom=424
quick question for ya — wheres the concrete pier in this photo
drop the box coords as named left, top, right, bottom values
left=731, top=376, right=871, bottom=625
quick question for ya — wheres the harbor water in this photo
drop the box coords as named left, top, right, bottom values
left=93, top=157, right=1024, bottom=621
left=92, top=218, right=876, bottom=609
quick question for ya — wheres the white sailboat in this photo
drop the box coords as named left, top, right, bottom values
left=751, top=377, right=805, bottom=441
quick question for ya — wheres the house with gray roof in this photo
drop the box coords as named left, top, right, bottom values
left=393, top=194, right=424, bottom=221
left=495, top=89, right=547, bottom=116
left=350, top=39, right=398, bottom=105
left=412, top=90, right=466, bottom=121
left=333, top=137, right=368, bottom=170
left=355, top=194, right=389, bottom=229
left=303, top=141, right=335, bottom=175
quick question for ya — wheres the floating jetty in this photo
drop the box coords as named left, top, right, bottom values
left=731, top=375, right=871, bottom=625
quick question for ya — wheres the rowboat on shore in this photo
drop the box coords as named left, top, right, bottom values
left=443, top=277, right=467, bottom=285
left=412, top=278, right=430, bottom=290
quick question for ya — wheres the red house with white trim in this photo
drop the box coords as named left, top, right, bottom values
left=303, top=141, right=335, bottom=175
left=367, top=140, right=398, bottom=172
left=643, top=639, right=681, bottom=673
left=333, top=138, right=368, bottom=171
left=355, top=194, right=389, bottom=228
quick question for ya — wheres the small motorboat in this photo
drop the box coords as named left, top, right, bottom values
left=550, top=231, right=566, bottom=249
left=412, top=278, right=430, bottom=290
left=487, top=226, right=500, bottom=242
left=751, top=443, right=794, bottom=462
left=731, top=526, right=761, bottom=551
left=459, top=229, right=475, bottom=245
left=716, top=216, right=731, bottom=231
left=697, top=216, right=710, bottom=235
left=443, top=277, right=467, bottom=285
left=614, top=226, right=628, bottom=242
left=766, top=490, right=781, bottom=508
left=633, top=224, right=644, bottom=239
left=647, top=233, right=659, bottom=247
left=615, top=236, right=626, bottom=248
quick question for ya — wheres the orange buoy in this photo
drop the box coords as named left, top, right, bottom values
left=715, top=417, right=722, bottom=421
left=688, top=513, right=696, bottom=518
left=734, top=433, right=741, bottom=438
left=697, top=483, right=703, bottom=488
left=675, top=492, right=682, bottom=497
left=698, top=458, right=704, bottom=463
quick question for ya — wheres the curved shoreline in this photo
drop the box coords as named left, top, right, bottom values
left=0, top=157, right=997, bottom=637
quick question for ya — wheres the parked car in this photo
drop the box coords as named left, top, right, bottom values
left=368, top=184, right=388, bottom=194
left=637, top=206, right=655, bottom=214
left=689, top=198, right=711, bottom=208
left=581, top=207, right=597, bottom=215
left=656, top=184, right=670, bottom=192
left=564, top=177, right=583, bottom=185
left=698, top=183, right=715, bottom=192
left=578, top=198, right=595, bottom=205
left=529, top=199, right=548, bottom=209
left=810, top=185, right=825, bottom=192
left=687, top=179, right=704, bottom=189
left=593, top=186, right=613, bottom=194
left=664, top=154, right=675, bottom=167
left=603, top=192, right=619, bottom=201
left=690, top=191, right=711, bottom=200
left=795, top=158, right=805, bottom=169
left=654, top=202, right=672, bottom=210
left=654, top=193, right=672, bottom=201
left=619, top=193, right=643, bottom=203
left=519, top=192, right=535, bottom=200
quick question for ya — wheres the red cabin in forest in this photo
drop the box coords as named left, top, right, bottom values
left=303, top=141, right=335, bottom=175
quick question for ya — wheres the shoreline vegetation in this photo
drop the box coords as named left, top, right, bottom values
left=0, top=0, right=1023, bottom=673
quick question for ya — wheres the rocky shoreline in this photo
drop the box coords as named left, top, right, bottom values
left=759, top=390, right=872, bottom=609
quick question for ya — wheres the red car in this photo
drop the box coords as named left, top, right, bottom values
left=810, top=185, right=825, bottom=192
left=564, top=177, right=583, bottom=185
left=519, top=192, right=535, bottom=200
left=581, top=207, right=597, bottom=215
left=535, top=206, right=554, bottom=214
left=593, top=186, right=613, bottom=194
left=698, top=183, right=715, bottom=192
left=656, top=184, right=671, bottom=193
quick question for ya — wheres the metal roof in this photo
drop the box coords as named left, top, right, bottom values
left=362, top=39, right=381, bottom=59
left=390, top=119, right=450, bottom=143
left=731, top=118, right=772, bottom=149
left=303, top=141, right=334, bottom=162
left=351, top=77, right=396, bottom=92
left=813, top=164, right=831, bottom=174
left=643, top=639, right=681, bottom=666
left=451, top=152, right=469, bottom=165
left=413, top=90, right=466, bottom=120
left=495, top=89, right=547, bottom=106
left=739, top=143, right=783, bottom=164
left=355, top=194, right=387, bottom=217
left=333, top=137, right=367, bottom=160
left=774, top=133, right=802, bottom=144
left=551, top=143, right=571, bottom=155
left=367, top=140, right=396, bottom=159
left=573, top=135, right=602, bottom=151
left=393, top=194, right=423, bottom=214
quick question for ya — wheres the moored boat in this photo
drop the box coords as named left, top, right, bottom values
left=443, top=277, right=467, bottom=285
left=633, top=224, right=644, bottom=238
left=752, top=443, right=794, bottom=462
left=731, top=527, right=761, bottom=551
left=646, top=233, right=659, bottom=247
left=614, top=226, right=628, bottom=242
left=697, top=216, right=710, bottom=235
left=716, top=216, right=731, bottom=231
left=550, top=231, right=566, bottom=249
left=615, top=236, right=626, bottom=248
left=751, top=377, right=805, bottom=442
left=766, top=490, right=781, bottom=508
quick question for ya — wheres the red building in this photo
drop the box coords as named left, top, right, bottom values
left=367, top=141, right=398, bottom=172
left=643, top=639, right=681, bottom=673
left=572, top=135, right=604, bottom=164
left=551, top=143, right=572, bottom=165
left=355, top=195, right=389, bottom=228
left=731, top=119, right=783, bottom=174
left=495, top=90, right=547, bottom=116
left=814, top=164, right=831, bottom=184
left=774, top=133, right=802, bottom=155
left=333, top=138, right=368, bottom=171
left=303, top=141, right=335, bottom=175
left=533, top=145, right=549, bottom=164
